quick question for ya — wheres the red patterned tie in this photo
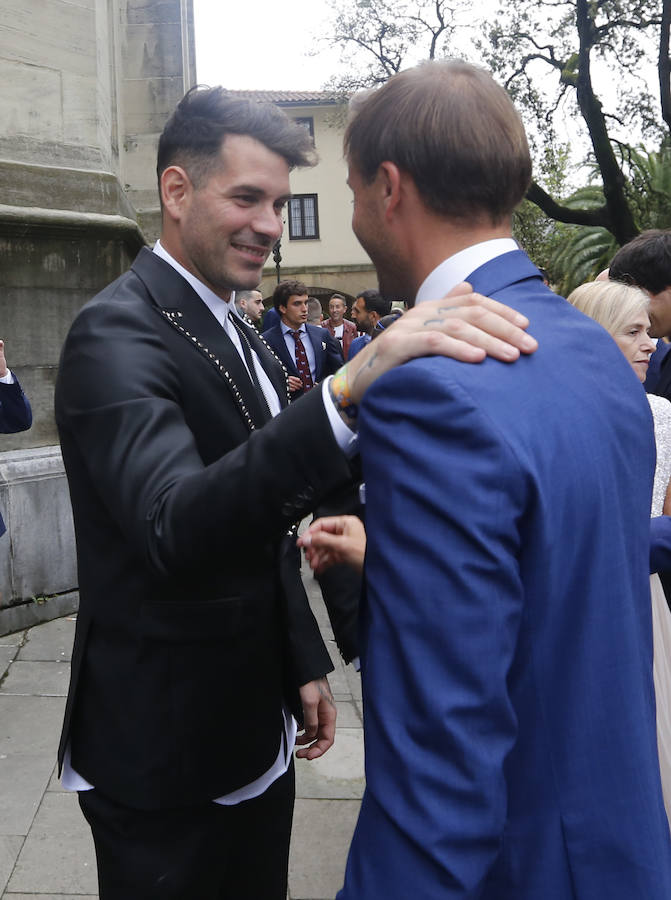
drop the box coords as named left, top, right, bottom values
left=289, top=330, right=314, bottom=392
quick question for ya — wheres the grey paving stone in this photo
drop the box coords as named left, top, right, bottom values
left=0, top=754, right=57, bottom=836
left=0, top=696, right=65, bottom=756
left=334, top=700, right=362, bottom=729
left=326, top=654, right=351, bottom=698
left=343, top=665, right=362, bottom=702
left=6, top=792, right=97, bottom=896
left=295, top=729, right=364, bottom=800
left=0, top=835, right=24, bottom=895
left=46, top=764, right=64, bottom=793
left=289, top=799, right=360, bottom=900
left=0, top=634, right=24, bottom=650
left=0, top=662, right=70, bottom=698
left=4, top=895, right=98, bottom=899
left=0, top=647, right=17, bottom=677
left=18, top=618, right=75, bottom=663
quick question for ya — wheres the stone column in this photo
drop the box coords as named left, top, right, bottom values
left=0, top=0, right=195, bottom=630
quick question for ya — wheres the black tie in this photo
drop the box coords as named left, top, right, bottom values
left=228, top=313, right=272, bottom=421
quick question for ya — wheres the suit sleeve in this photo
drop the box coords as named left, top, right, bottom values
left=56, top=298, right=354, bottom=580
left=341, top=361, right=526, bottom=898
left=0, top=379, right=32, bottom=433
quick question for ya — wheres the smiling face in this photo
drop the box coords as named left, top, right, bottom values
left=328, top=297, right=346, bottom=324
left=164, top=134, right=291, bottom=300
left=612, top=312, right=656, bottom=382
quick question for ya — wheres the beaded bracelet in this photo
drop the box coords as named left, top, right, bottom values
left=330, top=366, right=359, bottom=420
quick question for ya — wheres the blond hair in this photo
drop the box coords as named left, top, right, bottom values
left=567, top=281, right=649, bottom=336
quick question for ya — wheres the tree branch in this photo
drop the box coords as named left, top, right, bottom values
left=526, top=181, right=611, bottom=227
left=660, top=0, right=671, bottom=135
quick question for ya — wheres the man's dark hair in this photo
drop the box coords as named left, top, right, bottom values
left=609, top=230, right=671, bottom=295
left=157, top=85, right=316, bottom=193
left=357, top=289, right=392, bottom=318
left=330, top=293, right=347, bottom=304
left=372, top=308, right=403, bottom=338
left=345, top=60, right=531, bottom=225
left=273, top=280, right=308, bottom=312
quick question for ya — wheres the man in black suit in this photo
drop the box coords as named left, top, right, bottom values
left=55, top=85, right=538, bottom=899
left=0, top=338, right=32, bottom=537
left=263, top=280, right=343, bottom=400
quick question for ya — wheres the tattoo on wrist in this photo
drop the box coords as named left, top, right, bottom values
left=318, top=682, right=336, bottom=710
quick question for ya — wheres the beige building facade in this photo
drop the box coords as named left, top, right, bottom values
left=228, top=92, right=377, bottom=307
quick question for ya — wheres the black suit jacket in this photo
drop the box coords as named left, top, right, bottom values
left=55, top=248, right=354, bottom=809
left=0, top=377, right=32, bottom=536
left=263, top=322, right=343, bottom=400
left=654, top=349, right=671, bottom=401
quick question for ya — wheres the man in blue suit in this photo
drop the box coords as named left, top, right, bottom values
left=338, top=61, right=671, bottom=898
left=0, top=339, right=32, bottom=537
left=262, top=280, right=343, bottom=400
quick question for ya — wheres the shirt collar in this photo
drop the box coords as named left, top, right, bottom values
left=415, top=238, right=518, bottom=304
left=153, top=239, right=239, bottom=328
left=281, top=322, right=306, bottom=336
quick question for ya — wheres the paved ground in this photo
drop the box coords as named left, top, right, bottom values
left=0, top=570, right=363, bottom=899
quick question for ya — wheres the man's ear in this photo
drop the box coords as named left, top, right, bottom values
left=377, top=161, right=403, bottom=219
left=161, top=166, right=192, bottom=221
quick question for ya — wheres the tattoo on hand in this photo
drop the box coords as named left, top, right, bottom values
left=350, top=350, right=378, bottom=388
left=423, top=305, right=459, bottom=326
left=318, top=682, right=337, bottom=711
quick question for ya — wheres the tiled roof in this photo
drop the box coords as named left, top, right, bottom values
left=222, top=90, right=345, bottom=105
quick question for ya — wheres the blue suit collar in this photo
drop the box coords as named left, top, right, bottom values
left=465, top=250, right=545, bottom=297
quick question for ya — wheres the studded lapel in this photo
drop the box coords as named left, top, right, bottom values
left=233, top=315, right=291, bottom=411
left=131, top=248, right=288, bottom=431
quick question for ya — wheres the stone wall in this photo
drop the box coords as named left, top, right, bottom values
left=0, top=0, right=195, bottom=631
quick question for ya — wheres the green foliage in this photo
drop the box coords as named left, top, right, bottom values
left=512, top=142, right=572, bottom=277
left=319, top=0, right=669, bottom=248
left=551, top=144, right=671, bottom=294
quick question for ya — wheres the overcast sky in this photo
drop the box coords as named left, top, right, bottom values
left=193, top=0, right=343, bottom=91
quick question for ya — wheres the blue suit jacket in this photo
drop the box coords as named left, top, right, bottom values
left=341, top=251, right=671, bottom=899
left=262, top=322, right=343, bottom=400
left=0, top=376, right=32, bottom=536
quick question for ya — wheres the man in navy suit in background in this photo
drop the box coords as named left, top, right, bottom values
left=337, top=60, right=671, bottom=899
left=0, top=338, right=32, bottom=537
left=263, top=280, right=343, bottom=400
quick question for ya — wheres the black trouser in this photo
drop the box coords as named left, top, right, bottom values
left=78, top=761, right=295, bottom=900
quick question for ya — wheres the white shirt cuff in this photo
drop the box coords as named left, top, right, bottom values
left=0, top=369, right=14, bottom=384
left=322, top=377, right=359, bottom=458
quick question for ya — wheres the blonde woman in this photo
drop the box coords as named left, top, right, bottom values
left=568, top=280, right=671, bottom=824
